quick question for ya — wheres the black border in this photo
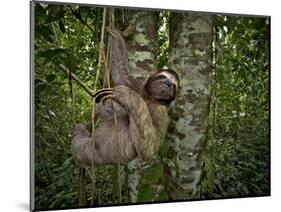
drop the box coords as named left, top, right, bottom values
left=30, top=1, right=271, bottom=211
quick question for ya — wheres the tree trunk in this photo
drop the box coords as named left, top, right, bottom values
left=123, top=10, right=158, bottom=77
left=166, top=12, right=213, bottom=199
left=122, top=10, right=158, bottom=202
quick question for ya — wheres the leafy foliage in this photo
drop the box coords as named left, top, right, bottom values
left=34, top=3, right=109, bottom=209
left=201, top=16, right=270, bottom=198
left=156, top=11, right=170, bottom=69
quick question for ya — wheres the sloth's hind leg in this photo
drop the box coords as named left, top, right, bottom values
left=71, top=123, right=104, bottom=167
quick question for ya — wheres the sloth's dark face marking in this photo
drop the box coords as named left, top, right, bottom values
left=146, top=70, right=179, bottom=105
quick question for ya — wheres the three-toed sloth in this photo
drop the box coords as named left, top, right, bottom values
left=72, top=28, right=179, bottom=167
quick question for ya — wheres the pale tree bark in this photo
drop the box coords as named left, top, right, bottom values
left=122, top=10, right=158, bottom=202
left=166, top=12, right=213, bottom=199
left=123, top=10, right=158, bottom=77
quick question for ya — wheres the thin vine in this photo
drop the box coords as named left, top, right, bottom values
left=89, top=7, right=107, bottom=205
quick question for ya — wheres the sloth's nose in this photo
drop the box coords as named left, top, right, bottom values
left=164, top=79, right=172, bottom=87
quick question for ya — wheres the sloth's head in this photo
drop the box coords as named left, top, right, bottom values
left=144, top=69, right=179, bottom=105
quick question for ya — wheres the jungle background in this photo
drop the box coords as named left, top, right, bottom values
left=33, top=2, right=270, bottom=210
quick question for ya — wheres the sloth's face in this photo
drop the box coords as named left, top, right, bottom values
left=147, top=70, right=179, bottom=105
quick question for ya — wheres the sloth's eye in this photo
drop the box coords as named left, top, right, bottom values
left=154, top=75, right=166, bottom=80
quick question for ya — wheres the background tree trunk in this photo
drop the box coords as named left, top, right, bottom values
left=166, top=12, right=213, bottom=199
left=122, top=10, right=158, bottom=202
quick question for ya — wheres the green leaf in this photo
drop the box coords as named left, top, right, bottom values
left=37, top=25, right=54, bottom=42
left=45, top=6, right=66, bottom=23
left=35, top=78, right=44, bottom=85
left=59, top=21, right=66, bottom=33
left=144, top=163, right=164, bottom=184
left=155, top=191, right=169, bottom=201
left=35, top=84, right=47, bottom=95
left=62, top=157, right=73, bottom=169
left=57, top=178, right=64, bottom=186
left=37, top=48, right=66, bottom=59
left=46, top=74, right=56, bottom=83
left=158, top=142, right=169, bottom=157
left=73, top=10, right=82, bottom=21
left=35, top=4, right=47, bottom=25
left=137, top=184, right=156, bottom=202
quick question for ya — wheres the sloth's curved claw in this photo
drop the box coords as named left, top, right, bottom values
left=93, top=88, right=113, bottom=103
